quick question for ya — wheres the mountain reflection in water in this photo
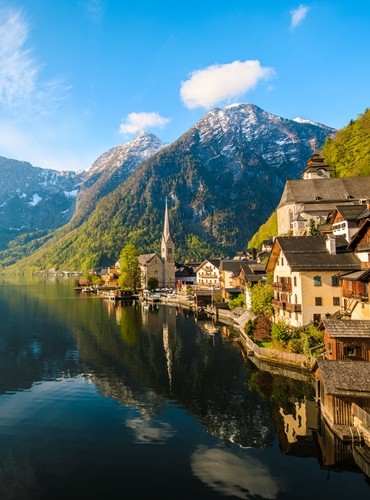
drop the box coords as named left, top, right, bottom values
left=0, top=277, right=369, bottom=500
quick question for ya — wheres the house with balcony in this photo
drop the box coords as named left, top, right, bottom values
left=266, top=235, right=361, bottom=327
left=195, top=259, right=221, bottom=288
left=340, top=218, right=370, bottom=319
left=329, top=204, right=370, bottom=242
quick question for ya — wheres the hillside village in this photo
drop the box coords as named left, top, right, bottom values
left=91, top=151, right=370, bottom=458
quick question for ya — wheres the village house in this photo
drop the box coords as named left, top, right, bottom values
left=315, top=360, right=370, bottom=444
left=320, top=319, right=370, bottom=361
left=340, top=218, right=370, bottom=319
left=231, top=261, right=266, bottom=310
left=219, top=259, right=243, bottom=300
left=329, top=204, right=370, bottom=242
left=266, top=235, right=361, bottom=327
left=276, top=152, right=370, bottom=236
left=195, top=259, right=221, bottom=288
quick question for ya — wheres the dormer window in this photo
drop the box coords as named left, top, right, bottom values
left=346, top=194, right=353, bottom=199
left=315, top=196, right=322, bottom=200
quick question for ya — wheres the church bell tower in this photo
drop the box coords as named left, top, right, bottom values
left=161, top=199, right=176, bottom=288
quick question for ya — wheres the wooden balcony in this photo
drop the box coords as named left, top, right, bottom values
left=285, top=302, right=302, bottom=312
left=343, top=291, right=369, bottom=302
left=273, top=282, right=292, bottom=292
left=272, top=299, right=285, bottom=309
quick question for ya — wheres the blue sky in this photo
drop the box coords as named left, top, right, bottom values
left=0, top=0, right=369, bottom=172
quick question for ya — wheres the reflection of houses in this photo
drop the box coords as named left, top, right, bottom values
left=266, top=235, right=361, bottom=327
left=315, top=360, right=370, bottom=443
left=321, top=319, right=370, bottom=361
left=195, top=259, right=221, bottom=288
left=271, top=400, right=318, bottom=458
left=276, top=152, right=370, bottom=236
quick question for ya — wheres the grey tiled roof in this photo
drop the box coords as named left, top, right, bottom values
left=323, top=319, right=370, bottom=338
left=278, top=177, right=370, bottom=208
left=317, top=360, right=370, bottom=396
left=275, top=236, right=360, bottom=271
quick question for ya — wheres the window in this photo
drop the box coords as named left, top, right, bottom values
left=344, top=346, right=358, bottom=357
left=314, top=275, right=322, bottom=286
left=313, top=314, right=321, bottom=325
left=293, top=276, right=297, bottom=287
left=331, top=275, right=339, bottom=286
left=315, top=297, right=322, bottom=306
left=333, top=297, right=340, bottom=306
left=280, top=257, right=284, bottom=266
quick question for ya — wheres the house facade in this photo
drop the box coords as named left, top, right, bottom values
left=320, top=319, right=370, bottom=361
left=195, top=259, right=221, bottom=288
left=266, top=235, right=361, bottom=327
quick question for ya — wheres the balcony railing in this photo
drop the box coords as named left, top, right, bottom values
left=272, top=299, right=286, bottom=309
left=285, top=302, right=302, bottom=312
left=273, top=282, right=292, bottom=292
left=343, top=291, right=369, bottom=302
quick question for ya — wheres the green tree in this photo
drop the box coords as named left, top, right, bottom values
left=308, top=218, right=319, bottom=236
left=249, top=281, right=274, bottom=317
left=147, top=276, right=159, bottom=291
left=118, top=243, right=141, bottom=290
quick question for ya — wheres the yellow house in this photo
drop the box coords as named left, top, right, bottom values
left=266, top=235, right=361, bottom=327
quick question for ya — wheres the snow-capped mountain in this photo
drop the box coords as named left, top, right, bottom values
left=0, top=156, right=84, bottom=248
left=194, top=103, right=334, bottom=180
left=0, top=103, right=335, bottom=268
left=73, top=131, right=166, bottom=224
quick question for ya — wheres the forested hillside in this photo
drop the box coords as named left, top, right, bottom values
left=321, top=108, right=370, bottom=177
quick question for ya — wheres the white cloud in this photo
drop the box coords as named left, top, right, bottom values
left=180, top=60, right=275, bottom=110
left=290, top=4, right=310, bottom=29
left=0, top=9, right=38, bottom=106
left=0, top=8, right=69, bottom=112
left=119, top=112, right=170, bottom=135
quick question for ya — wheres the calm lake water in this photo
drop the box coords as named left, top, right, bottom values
left=0, top=276, right=369, bottom=500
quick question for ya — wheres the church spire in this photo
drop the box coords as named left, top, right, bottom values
left=161, top=198, right=175, bottom=288
left=163, top=197, right=171, bottom=242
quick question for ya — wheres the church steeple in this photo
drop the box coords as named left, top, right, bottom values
left=163, top=197, right=172, bottom=243
left=161, top=198, right=175, bottom=288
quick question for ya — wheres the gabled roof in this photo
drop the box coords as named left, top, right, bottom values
left=266, top=235, right=360, bottom=273
left=340, top=269, right=370, bottom=281
left=322, top=319, right=370, bottom=338
left=138, top=253, right=161, bottom=265
left=331, top=204, right=368, bottom=222
left=220, top=259, right=243, bottom=274
left=317, top=360, right=370, bottom=397
left=348, top=218, right=370, bottom=250
left=195, top=259, right=221, bottom=272
left=277, top=177, right=370, bottom=208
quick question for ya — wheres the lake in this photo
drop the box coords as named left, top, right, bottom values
left=0, top=276, right=369, bottom=499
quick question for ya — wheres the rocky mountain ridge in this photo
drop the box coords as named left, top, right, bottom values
left=2, top=103, right=335, bottom=271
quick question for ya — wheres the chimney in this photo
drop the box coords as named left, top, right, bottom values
left=325, top=235, right=336, bottom=255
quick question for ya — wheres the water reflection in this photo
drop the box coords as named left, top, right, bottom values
left=191, top=446, right=280, bottom=499
left=0, top=277, right=369, bottom=499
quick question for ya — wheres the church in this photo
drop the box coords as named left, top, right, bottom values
left=138, top=200, right=176, bottom=289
